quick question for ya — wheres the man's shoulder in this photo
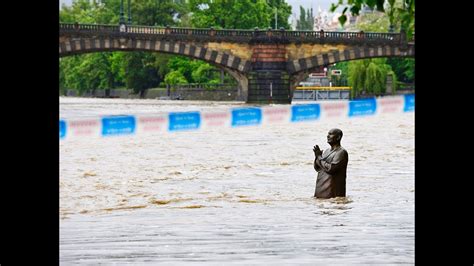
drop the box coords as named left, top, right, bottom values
left=338, top=147, right=349, bottom=156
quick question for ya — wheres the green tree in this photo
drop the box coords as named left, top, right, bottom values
left=365, top=60, right=386, bottom=95
left=296, top=6, right=314, bottom=30
left=353, top=11, right=390, bottom=32
left=164, top=70, right=188, bottom=85
left=192, top=63, right=220, bottom=84
left=330, top=0, right=414, bottom=39
left=131, top=0, right=187, bottom=26
left=402, top=58, right=415, bottom=81
left=59, top=59, right=66, bottom=95
left=188, top=0, right=272, bottom=29
left=348, top=60, right=367, bottom=98
left=267, top=0, right=292, bottom=29
left=60, top=0, right=120, bottom=24
left=59, top=53, right=115, bottom=94
left=347, top=58, right=396, bottom=97
left=124, top=52, right=161, bottom=96
left=109, top=52, right=126, bottom=87
left=386, top=58, right=414, bottom=83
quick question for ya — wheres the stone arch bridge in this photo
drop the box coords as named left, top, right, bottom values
left=60, top=23, right=414, bottom=103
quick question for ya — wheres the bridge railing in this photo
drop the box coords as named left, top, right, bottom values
left=60, top=23, right=119, bottom=33
left=170, top=83, right=238, bottom=90
left=59, top=23, right=409, bottom=43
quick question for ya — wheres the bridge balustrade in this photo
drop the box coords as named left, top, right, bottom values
left=60, top=23, right=410, bottom=44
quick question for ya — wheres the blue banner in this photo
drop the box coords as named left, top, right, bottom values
left=60, top=120, right=66, bottom=139
left=231, top=107, right=262, bottom=127
left=169, top=112, right=201, bottom=131
left=403, top=94, right=415, bottom=112
left=348, top=98, right=377, bottom=117
left=291, top=104, right=320, bottom=122
left=101, top=115, right=136, bottom=136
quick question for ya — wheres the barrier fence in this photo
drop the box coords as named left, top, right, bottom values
left=59, top=94, right=414, bottom=140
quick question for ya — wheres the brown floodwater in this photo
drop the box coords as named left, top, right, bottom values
left=60, top=97, right=414, bottom=264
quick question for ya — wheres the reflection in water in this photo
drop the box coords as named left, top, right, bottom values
left=60, top=98, right=414, bottom=264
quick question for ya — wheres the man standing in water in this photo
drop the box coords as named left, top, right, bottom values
left=313, top=128, right=349, bottom=198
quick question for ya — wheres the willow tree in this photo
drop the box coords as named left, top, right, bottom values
left=348, top=58, right=396, bottom=97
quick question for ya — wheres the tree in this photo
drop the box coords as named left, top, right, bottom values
left=266, top=0, right=292, bottom=29
left=192, top=63, right=221, bottom=84
left=330, top=0, right=414, bottom=39
left=131, top=0, right=187, bottom=26
left=296, top=6, right=314, bottom=30
left=188, top=0, right=291, bottom=29
left=60, top=0, right=120, bottom=24
left=124, top=52, right=161, bottom=97
left=347, top=58, right=396, bottom=97
left=59, top=59, right=66, bottom=95
left=386, top=58, right=414, bottom=83
left=59, top=53, right=115, bottom=94
left=164, top=70, right=188, bottom=85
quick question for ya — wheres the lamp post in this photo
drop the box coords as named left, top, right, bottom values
left=119, top=0, right=125, bottom=25
left=127, top=0, right=132, bottom=25
left=388, top=23, right=394, bottom=33
left=274, top=7, right=278, bottom=29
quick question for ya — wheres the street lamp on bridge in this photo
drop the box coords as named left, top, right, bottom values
left=119, top=0, right=125, bottom=25
left=119, top=0, right=132, bottom=25
left=127, top=0, right=132, bottom=25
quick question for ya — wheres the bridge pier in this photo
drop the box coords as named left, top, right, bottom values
left=247, top=43, right=291, bottom=104
left=247, top=70, right=290, bottom=104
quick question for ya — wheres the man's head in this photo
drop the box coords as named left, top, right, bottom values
left=327, top=128, right=343, bottom=145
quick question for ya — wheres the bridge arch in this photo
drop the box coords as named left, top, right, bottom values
left=287, top=44, right=415, bottom=75
left=59, top=37, right=252, bottom=75
left=59, top=36, right=253, bottom=100
left=287, top=44, right=415, bottom=96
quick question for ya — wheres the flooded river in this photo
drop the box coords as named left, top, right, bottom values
left=60, top=97, right=414, bottom=264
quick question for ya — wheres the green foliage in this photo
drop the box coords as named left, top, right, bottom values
left=267, top=0, right=292, bottom=29
left=403, top=58, right=415, bottom=81
left=365, top=60, right=386, bottom=95
left=124, top=52, right=161, bottom=94
left=188, top=0, right=291, bottom=29
left=109, top=52, right=126, bottom=86
left=192, top=63, right=220, bottom=84
left=59, top=53, right=115, bottom=94
left=164, top=70, right=188, bottom=85
left=330, top=0, right=414, bottom=38
left=347, top=58, right=396, bottom=97
left=386, top=58, right=414, bottom=83
left=355, top=12, right=390, bottom=32
left=131, top=0, right=187, bottom=26
left=60, top=0, right=120, bottom=24
left=348, top=60, right=367, bottom=97
left=167, top=56, right=199, bottom=82
left=59, top=60, right=66, bottom=94
left=164, top=56, right=224, bottom=85
left=296, top=6, right=314, bottom=30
